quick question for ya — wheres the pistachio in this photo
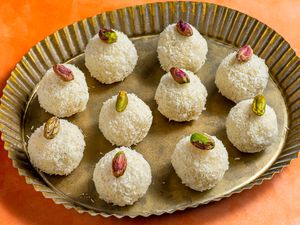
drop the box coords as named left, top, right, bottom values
left=176, top=19, right=193, bottom=37
left=236, top=45, right=253, bottom=62
left=170, top=67, right=190, bottom=84
left=115, top=91, right=128, bottom=112
left=112, top=151, right=127, bottom=178
left=53, top=64, right=74, bottom=81
left=190, top=133, right=215, bottom=150
left=44, top=116, right=60, bottom=139
left=252, top=94, right=266, bottom=116
left=98, top=28, right=117, bottom=44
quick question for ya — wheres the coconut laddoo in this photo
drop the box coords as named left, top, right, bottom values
left=93, top=147, right=152, bottom=206
left=157, top=19, right=208, bottom=72
left=28, top=117, right=85, bottom=175
left=99, top=91, right=153, bottom=146
left=155, top=68, right=207, bottom=122
left=215, top=45, right=269, bottom=103
left=85, top=28, right=138, bottom=84
left=171, top=133, right=229, bottom=191
left=226, top=95, right=278, bottom=153
left=37, top=64, right=89, bottom=117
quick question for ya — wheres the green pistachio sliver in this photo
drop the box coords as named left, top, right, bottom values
left=112, top=151, right=127, bottom=178
left=98, top=28, right=117, bottom=44
left=190, top=133, right=215, bottom=150
left=44, top=116, right=60, bottom=139
left=115, top=91, right=128, bottom=112
left=252, top=94, right=266, bottom=116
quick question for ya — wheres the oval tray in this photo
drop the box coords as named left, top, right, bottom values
left=1, top=1, right=300, bottom=218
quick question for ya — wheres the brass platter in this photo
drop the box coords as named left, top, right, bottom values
left=0, top=1, right=299, bottom=218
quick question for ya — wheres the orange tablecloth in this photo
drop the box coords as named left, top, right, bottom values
left=1, top=1, right=300, bottom=224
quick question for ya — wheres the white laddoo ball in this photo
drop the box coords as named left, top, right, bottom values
left=93, top=147, right=152, bottom=206
left=157, top=22, right=208, bottom=72
left=154, top=69, right=207, bottom=122
left=99, top=93, right=153, bottom=146
left=28, top=119, right=85, bottom=175
left=215, top=50, right=269, bottom=103
left=85, top=30, right=138, bottom=84
left=171, top=134, right=229, bottom=191
left=37, top=64, right=89, bottom=117
left=226, top=99, right=278, bottom=153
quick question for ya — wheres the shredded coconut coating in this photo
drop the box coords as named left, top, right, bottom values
left=171, top=135, right=229, bottom=191
left=99, top=93, right=153, bottom=146
left=28, top=119, right=85, bottom=175
left=157, top=23, right=208, bottom=72
left=85, top=31, right=138, bottom=84
left=215, top=52, right=269, bottom=103
left=154, top=70, right=207, bottom=122
left=93, top=147, right=152, bottom=206
left=226, top=99, right=278, bottom=153
left=37, top=64, right=89, bottom=118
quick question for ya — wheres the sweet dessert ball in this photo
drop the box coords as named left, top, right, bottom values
left=171, top=133, right=229, bottom=191
left=226, top=95, right=278, bottom=153
left=85, top=28, right=138, bottom=84
left=215, top=45, right=269, bottom=103
left=37, top=64, right=89, bottom=117
left=155, top=68, right=207, bottom=122
left=99, top=91, right=153, bottom=146
left=28, top=117, right=85, bottom=175
left=93, top=147, right=152, bottom=206
left=157, top=19, right=208, bottom=72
